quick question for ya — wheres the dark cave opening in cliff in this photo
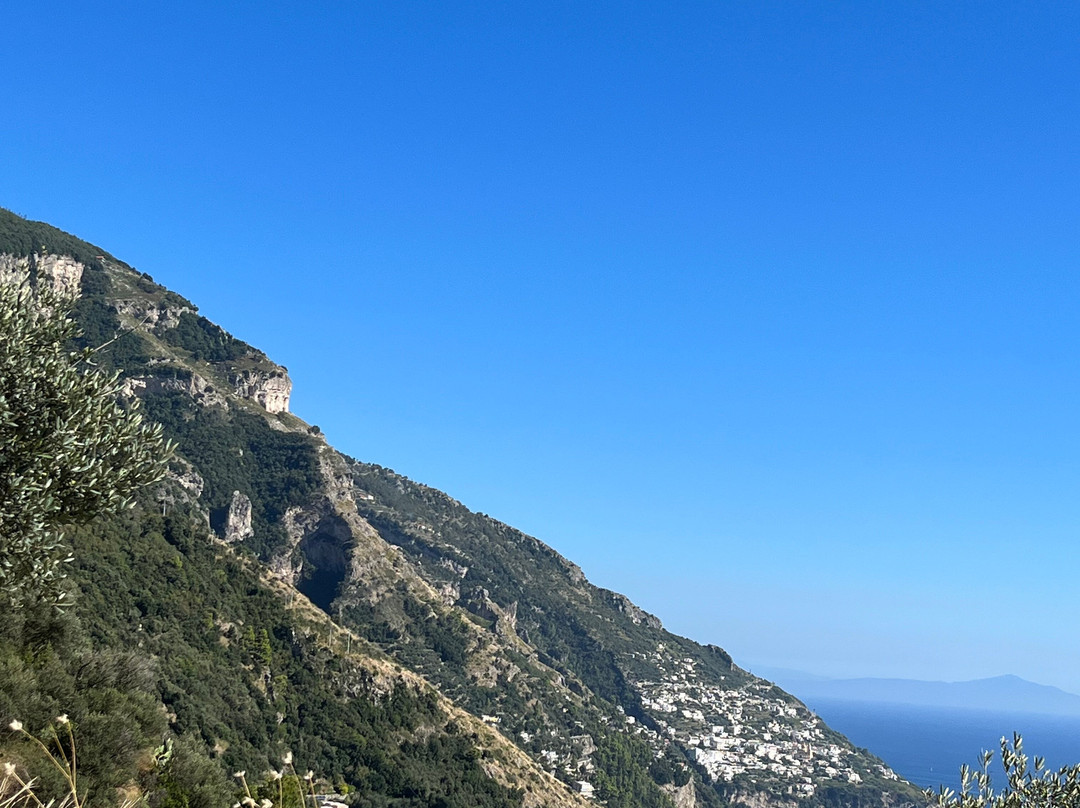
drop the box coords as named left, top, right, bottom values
left=297, top=517, right=350, bottom=614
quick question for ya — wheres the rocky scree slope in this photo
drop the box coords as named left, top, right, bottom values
left=0, top=209, right=926, bottom=808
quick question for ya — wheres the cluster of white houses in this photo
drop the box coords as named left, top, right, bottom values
left=630, top=645, right=900, bottom=797
left=516, top=642, right=903, bottom=800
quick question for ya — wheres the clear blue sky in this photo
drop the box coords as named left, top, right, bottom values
left=4, top=2, right=1080, bottom=691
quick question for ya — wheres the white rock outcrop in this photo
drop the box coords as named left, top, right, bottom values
left=122, top=371, right=227, bottom=409
left=610, top=591, right=663, bottom=629
left=661, top=780, right=697, bottom=808
left=0, top=253, right=84, bottom=297
left=224, top=491, right=254, bottom=543
left=113, top=298, right=190, bottom=331
left=155, top=459, right=207, bottom=521
left=231, top=369, right=291, bottom=413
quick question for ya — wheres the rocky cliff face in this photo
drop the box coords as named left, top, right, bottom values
left=662, top=780, right=698, bottom=808
left=224, top=490, right=254, bottom=542
left=609, top=590, right=664, bottom=629
left=0, top=252, right=83, bottom=297
left=231, top=368, right=291, bottom=413
left=122, top=371, right=228, bottom=409
left=113, top=296, right=190, bottom=331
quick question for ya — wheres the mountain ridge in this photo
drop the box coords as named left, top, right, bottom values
left=0, top=207, right=926, bottom=808
left=754, top=668, right=1080, bottom=717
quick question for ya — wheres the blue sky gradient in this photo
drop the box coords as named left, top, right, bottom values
left=3, top=2, right=1079, bottom=690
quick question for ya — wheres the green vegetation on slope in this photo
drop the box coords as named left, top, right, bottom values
left=0, top=208, right=115, bottom=272
left=161, top=311, right=252, bottom=363
left=1, top=209, right=927, bottom=808
left=0, top=210, right=536, bottom=807
left=140, top=392, right=322, bottom=558
left=3, top=494, right=532, bottom=808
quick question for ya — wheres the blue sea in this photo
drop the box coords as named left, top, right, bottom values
left=806, top=698, right=1080, bottom=791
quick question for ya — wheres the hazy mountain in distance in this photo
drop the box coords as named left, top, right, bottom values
left=755, top=667, right=1080, bottom=716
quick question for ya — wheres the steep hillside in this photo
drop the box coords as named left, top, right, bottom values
left=0, top=209, right=927, bottom=808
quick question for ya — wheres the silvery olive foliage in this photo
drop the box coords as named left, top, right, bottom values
left=930, top=734, right=1080, bottom=808
left=0, top=275, right=171, bottom=607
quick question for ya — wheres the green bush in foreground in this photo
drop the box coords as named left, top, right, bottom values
left=0, top=272, right=171, bottom=607
left=930, top=734, right=1080, bottom=808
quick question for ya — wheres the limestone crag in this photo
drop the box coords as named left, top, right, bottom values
left=274, top=450, right=437, bottom=602
left=276, top=482, right=447, bottom=619
left=562, top=558, right=587, bottom=586
left=224, top=491, right=254, bottom=543
left=435, top=558, right=468, bottom=605
left=156, top=458, right=206, bottom=516
left=610, top=591, right=663, bottom=629
left=38, top=254, right=84, bottom=297
left=435, top=581, right=461, bottom=606
left=122, top=371, right=228, bottom=409
left=169, top=460, right=205, bottom=500
left=231, top=368, right=291, bottom=413
left=0, top=253, right=83, bottom=297
left=279, top=500, right=337, bottom=586
left=113, top=297, right=190, bottom=331
left=468, top=589, right=520, bottom=641
left=661, top=780, right=698, bottom=808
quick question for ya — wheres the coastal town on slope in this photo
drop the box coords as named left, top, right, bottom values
left=629, top=644, right=901, bottom=798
